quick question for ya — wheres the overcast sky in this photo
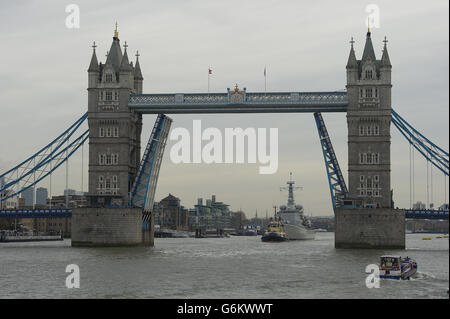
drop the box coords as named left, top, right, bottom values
left=0, top=0, right=448, bottom=217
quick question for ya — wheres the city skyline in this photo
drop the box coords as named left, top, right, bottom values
left=0, top=0, right=448, bottom=217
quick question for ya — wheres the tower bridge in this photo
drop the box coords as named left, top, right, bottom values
left=1, top=26, right=448, bottom=248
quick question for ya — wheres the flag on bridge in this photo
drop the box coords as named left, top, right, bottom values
left=264, top=66, right=267, bottom=92
left=208, top=67, right=212, bottom=93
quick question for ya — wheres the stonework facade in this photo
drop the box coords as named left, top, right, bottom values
left=87, top=30, right=143, bottom=206
left=335, top=208, right=405, bottom=249
left=346, top=31, right=392, bottom=208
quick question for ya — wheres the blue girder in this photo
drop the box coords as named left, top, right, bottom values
left=314, top=112, right=348, bottom=209
left=129, top=114, right=172, bottom=212
left=405, top=209, right=449, bottom=220
left=0, top=208, right=72, bottom=218
left=0, top=113, right=89, bottom=202
left=392, top=109, right=449, bottom=176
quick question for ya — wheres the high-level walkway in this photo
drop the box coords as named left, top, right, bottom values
left=128, top=90, right=348, bottom=114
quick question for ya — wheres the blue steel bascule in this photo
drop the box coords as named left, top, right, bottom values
left=0, top=29, right=448, bottom=242
left=130, top=114, right=172, bottom=224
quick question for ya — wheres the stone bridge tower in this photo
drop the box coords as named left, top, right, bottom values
left=345, top=30, right=392, bottom=208
left=86, top=26, right=143, bottom=206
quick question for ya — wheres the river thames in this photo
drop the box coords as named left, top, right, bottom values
left=0, top=233, right=448, bottom=299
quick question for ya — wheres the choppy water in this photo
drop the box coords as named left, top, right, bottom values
left=0, top=233, right=448, bottom=299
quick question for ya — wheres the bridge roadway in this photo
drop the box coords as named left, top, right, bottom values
left=1, top=208, right=448, bottom=220
left=128, top=90, right=348, bottom=114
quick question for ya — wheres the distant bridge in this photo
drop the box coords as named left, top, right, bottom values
left=404, top=209, right=449, bottom=220
left=0, top=209, right=72, bottom=218
left=1, top=208, right=448, bottom=220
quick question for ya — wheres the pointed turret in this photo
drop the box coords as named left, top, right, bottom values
left=119, top=41, right=133, bottom=88
left=346, top=37, right=358, bottom=69
left=88, top=41, right=99, bottom=72
left=134, top=51, right=144, bottom=93
left=381, top=36, right=392, bottom=67
left=346, top=37, right=358, bottom=84
left=134, top=51, right=143, bottom=80
left=88, top=42, right=100, bottom=88
left=120, top=42, right=133, bottom=72
left=105, top=23, right=123, bottom=72
left=380, top=36, right=392, bottom=84
left=362, top=31, right=376, bottom=61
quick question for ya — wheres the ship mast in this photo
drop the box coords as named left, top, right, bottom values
left=280, top=172, right=303, bottom=208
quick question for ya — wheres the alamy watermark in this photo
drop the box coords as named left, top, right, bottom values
left=365, top=4, right=380, bottom=29
left=65, top=264, right=80, bottom=288
left=365, top=264, right=380, bottom=288
left=65, top=4, right=80, bottom=29
left=169, top=120, right=278, bottom=174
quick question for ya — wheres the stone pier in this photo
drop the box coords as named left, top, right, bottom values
left=334, top=208, right=405, bottom=249
left=71, top=207, right=153, bottom=247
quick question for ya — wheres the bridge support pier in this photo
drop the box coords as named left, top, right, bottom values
left=141, top=212, right=154, bottom=247
left=334, top=208, right=405, bottom=249
left=71, top=208, right=147, bottom=247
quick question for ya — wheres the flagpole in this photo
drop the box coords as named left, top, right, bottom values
left=208, top=66, right=211, bottom=94
left=264, top=66, right=267, bottom=94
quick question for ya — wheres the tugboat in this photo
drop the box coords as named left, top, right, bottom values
left=379, top=255, right=418, bottom=280
left=261, top=219, right=288, bottom=242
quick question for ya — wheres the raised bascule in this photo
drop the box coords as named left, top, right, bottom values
left=1, top=25, right=448, bottom=248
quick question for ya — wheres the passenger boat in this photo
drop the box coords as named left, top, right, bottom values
left=379, top=255, right=418, bottom=280
left=261, top=219, right=288, bottom=242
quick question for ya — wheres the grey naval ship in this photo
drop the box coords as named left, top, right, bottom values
left=277, top=173, right=315, bottom=240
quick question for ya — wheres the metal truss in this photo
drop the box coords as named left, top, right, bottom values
left=128, top=91, right=348, bottom=114
left=405, top=209, right=448, bottom=220
left=130, top=114, right=172, bottom=212
left=314, top=112, right=348, bottom=209
left=0, top=208, right=72, bottom=218
left=0, top=113, right=89, bottom=203
left=392, top=109, right=449, bottom=176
